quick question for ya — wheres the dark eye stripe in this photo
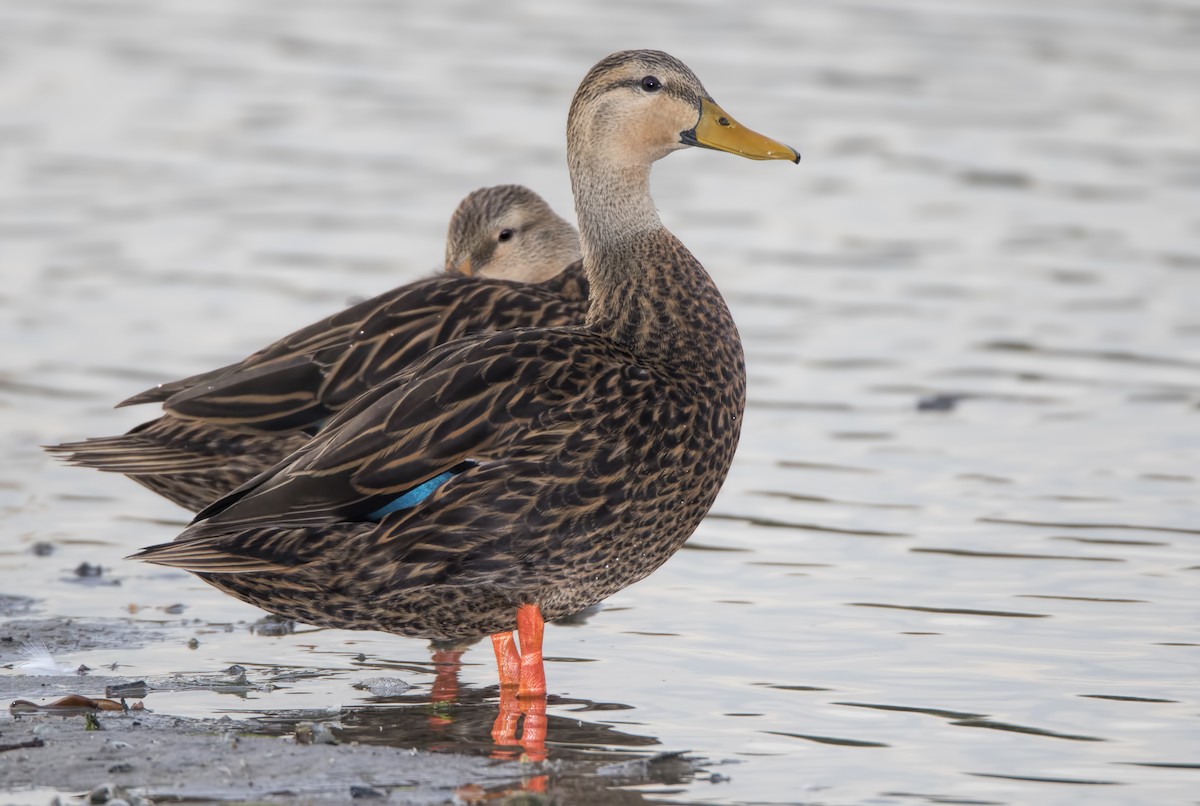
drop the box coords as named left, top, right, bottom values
left=607, top=77, right=694, bottom=105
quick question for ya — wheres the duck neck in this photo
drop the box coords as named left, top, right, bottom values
left=571, top=155, right=662, bottom=249
left=570, top=152, right=732, bottom=360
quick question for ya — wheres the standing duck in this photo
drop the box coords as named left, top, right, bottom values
left=48, top=185, right=585, bottom=511
left=131, top=50, right=797, bottom=750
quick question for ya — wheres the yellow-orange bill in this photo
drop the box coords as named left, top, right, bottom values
left=684, top=98, right=800, bottom=163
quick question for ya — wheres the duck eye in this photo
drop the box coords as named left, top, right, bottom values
left=498, top=228, right=514, bottom=243
left=640, top=76, right=662, bottom=92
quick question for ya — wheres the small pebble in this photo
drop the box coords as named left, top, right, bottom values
left=250, top=615, right=295, bottom=636
left=916, top=393, right=961, bottom=412
left=89, top=783, right=116, bottom=804
left=353, top=677, right=413, bottom=696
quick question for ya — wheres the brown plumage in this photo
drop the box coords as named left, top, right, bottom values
left=130, top=51, right=798, bottom=691
left=47, top=185, right=585, bottom=511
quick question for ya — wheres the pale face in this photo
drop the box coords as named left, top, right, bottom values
left=444, top=186, right=579, bottom=282
left=568, top=50, right=799, bottom=171
left=571, top=60, right=708, bottom=171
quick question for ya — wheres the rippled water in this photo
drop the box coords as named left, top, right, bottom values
left=2, top=0, right=1199, bottom=803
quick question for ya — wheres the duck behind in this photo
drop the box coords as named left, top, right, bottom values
left=48, top=185, right=585, bottom=511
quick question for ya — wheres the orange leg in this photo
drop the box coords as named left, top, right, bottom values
left=517, top=692, right=548, bottom=762
left=491, top=685, right=522, bottom=751
left=515, top=604, right=547, bottom=760
left=490, top=631, right=523, bottom=749
left=490, top=605, right=549, bottom=760
left=430, top=648, right=465, bottom=704
left=516, top=603, right=546, bottom=699
left=491, top=631, right=521, bottom=689
left=428, top=647, right=465, bottom=731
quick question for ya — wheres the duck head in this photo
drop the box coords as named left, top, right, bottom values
left=567, top=50, right=799, bottom=175
left=566, top=50, right=798, bottom=249
left=444, top=185, right=581, bottom=282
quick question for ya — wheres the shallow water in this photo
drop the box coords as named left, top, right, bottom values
left=2, top=0, right=1199, bottom=803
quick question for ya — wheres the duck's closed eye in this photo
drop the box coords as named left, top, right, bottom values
left=498, top=228, right=514, bottom=242
left=640, top=76, right=662, bottom=92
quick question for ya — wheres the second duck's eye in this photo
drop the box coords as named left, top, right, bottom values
left=498, top=228, right=514, bottom=242
left=640, top=76, right=662, bottom=92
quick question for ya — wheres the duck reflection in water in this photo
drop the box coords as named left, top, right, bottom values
left=127, top=49, right=798, bottom=759
left=299, top=654, right=677, bottom=799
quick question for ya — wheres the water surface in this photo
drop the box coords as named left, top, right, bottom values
left=1, top=0, right=1198, bottom=803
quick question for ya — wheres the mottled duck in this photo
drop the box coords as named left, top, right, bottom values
left=131, top=49, right=797, bottom=752
left=49, top=185, right=584, bottom=511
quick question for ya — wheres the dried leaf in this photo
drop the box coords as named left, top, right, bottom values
left=9, top=694, right=126, bottom=713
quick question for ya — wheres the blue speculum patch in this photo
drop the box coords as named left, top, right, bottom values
left=365, top=470, right=458, bottom=520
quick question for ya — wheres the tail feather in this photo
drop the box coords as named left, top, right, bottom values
left=45, top=417, right=309, bottom=511
left=129, top=536, right=293, bottom=574
left=48, top=437, right=229, bottom=473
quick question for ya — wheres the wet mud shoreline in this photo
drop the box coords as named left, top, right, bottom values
left=1, top=701, right=524, bottom=805
left=1, top=614, right=712, bottom=804
left=2, top=615, right=519, bottom=804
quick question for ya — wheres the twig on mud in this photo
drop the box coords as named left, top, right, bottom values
left=0, top=737, right=45, bottom=753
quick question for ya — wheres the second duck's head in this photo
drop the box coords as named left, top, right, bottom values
left=444, top=185, right=581, bottom=283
